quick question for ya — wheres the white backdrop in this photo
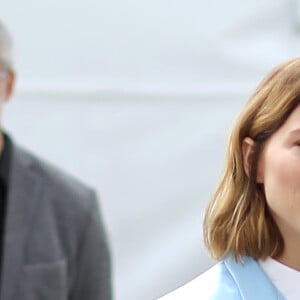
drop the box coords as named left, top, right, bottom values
left=1, top=0, right=300, bottom=92
left=1, top=0, right=300, bottom=299
left=3, top=94, right=245, bottom=299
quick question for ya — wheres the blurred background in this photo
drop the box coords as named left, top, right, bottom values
left=1, top=0, right=300, bottom=299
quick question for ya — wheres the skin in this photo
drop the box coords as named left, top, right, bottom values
left=244, top=104, right=300, bottom=270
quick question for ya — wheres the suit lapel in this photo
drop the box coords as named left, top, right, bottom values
left=0, top=145, right=43, bottom=300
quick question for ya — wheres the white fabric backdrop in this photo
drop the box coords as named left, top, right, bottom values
left=3, top=94, right=244, bottom=299
left=0, top=0, right=299, bottom=92
left=1, top=0, right=300, bottom=299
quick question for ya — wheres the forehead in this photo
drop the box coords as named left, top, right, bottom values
left=266, top=104, right=300, bottom=142
left=280, top=104, right=300, bottom=131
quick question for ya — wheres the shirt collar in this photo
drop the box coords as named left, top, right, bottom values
left=0, top=132, right=12, bottom=185
left=224, top=255, right=285, bottom=300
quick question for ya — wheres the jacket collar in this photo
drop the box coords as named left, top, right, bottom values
left=0, top=143, right=43, bottom=300
left=224, top=255, right=285, bottom=300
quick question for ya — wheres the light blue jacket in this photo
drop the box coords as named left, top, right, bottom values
left=160, top=256, right=285, bottom=299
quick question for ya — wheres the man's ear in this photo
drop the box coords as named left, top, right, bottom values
left=4, top=70, right=15, bottom=101
left=242, top=137, right=255, bottom=178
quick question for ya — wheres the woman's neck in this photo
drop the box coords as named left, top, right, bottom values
left=274, top=228, right=300, bottom=271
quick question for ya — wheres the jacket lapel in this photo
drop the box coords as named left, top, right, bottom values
left=0, top=145, right=43, bottom=300
left=224, top=255, right=285, bottom=300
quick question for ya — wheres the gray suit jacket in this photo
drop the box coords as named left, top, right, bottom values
left=0, top=142, right=112, bottom=300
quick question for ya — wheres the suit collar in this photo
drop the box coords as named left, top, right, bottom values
left=0, top=132, right=13, bottom=185
left=224, top=255, right=285, bottom=300
left=0, top=143, right=43, bottom=300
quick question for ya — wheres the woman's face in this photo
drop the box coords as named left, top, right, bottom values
left=258, top=104, right=300, bottom=248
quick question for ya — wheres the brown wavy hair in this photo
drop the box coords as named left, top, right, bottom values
left=204, top=58, right=300, bottom=261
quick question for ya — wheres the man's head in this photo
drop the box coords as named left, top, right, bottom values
left=0, top=20, right=15, bottom=103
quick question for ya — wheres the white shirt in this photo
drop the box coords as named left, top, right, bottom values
left=259, top=257, right=300, bottom=300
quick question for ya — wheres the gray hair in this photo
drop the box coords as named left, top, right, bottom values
left=0, top=20, right=13, bottom=70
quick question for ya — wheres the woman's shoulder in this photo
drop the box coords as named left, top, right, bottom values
left=159, top=256, right=284, bottom=300
left=159, top=260, right=241, bottom=300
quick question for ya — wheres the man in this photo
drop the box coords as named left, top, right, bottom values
left=0, top=21, right=112, bottom=299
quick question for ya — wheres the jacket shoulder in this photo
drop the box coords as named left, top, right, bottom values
left=13, top=144, right=97, bottom=211
left=160, top=262, right=241, bottom=300
left=11, top=144, right=105, bottom=260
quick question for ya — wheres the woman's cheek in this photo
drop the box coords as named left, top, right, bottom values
left=264, top=153, right=300, bottom=212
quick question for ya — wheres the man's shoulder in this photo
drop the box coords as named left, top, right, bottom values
left=12, top=143, right=97, bottom=211
left=159, top=261, right=241, bottom=300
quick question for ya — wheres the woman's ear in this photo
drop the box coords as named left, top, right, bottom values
left=242, top=137, right=255, bottom=178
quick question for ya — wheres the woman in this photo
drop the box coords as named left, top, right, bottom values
left=160, top=58, right=300, bottom=299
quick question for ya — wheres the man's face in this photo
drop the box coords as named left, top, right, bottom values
left=0, top=69, right=8, bottom=100
left=0, top=65, right=14, bottom=103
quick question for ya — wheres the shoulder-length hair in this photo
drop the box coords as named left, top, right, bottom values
left=204, top=58, right=300, bottom=261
